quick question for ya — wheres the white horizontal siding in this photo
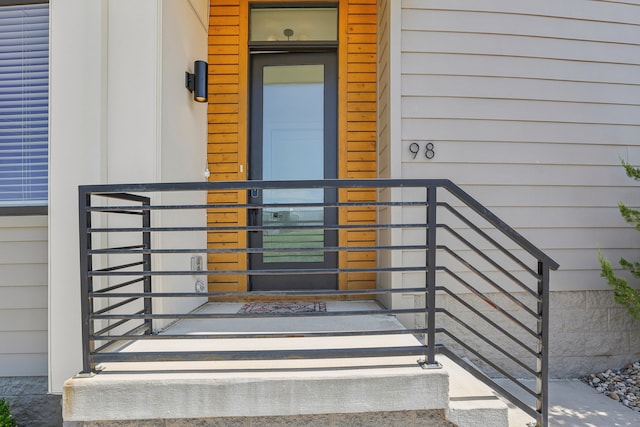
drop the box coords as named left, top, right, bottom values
left=0, top=286, right=47, bottom=310
left=404, top=0, right=640, bottom=23
left=403, top=163, right=634, bottom=187
left=0, top=332, right=47, bottom=354
left=0, top=309, right=47, bottom=331
left=403, top=97, right=640, bottom=126
left=0, top=216, right=48, bottom=376
left=398, top=0, right=640, bottom=291
left=402, top=9, right=640, bottom=45
left=402, top=31, right=640, bottom=65
left=0, top=355, right=47, bottom=377
left=459, top=185, right=639, bottom=208
left=403, top=74, right=640, bottom=105
left=402, top=52, right=640, bottom=85
left=402, top=119, right=640, bottom=145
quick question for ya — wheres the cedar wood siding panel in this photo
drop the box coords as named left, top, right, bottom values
left=400, top=0, right=640, bottom=290
left=340, top=0, right=377, bottom=291
left=0, top=216, right=48, bottom=376
left=208, top=0, right=377, bottom=292
left=207, top=0, right=247, bottom=293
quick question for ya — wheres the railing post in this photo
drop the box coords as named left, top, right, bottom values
left=536, top=261, right=550, bottom=427
left=78, top=188, right=94, bottom=374
left=426, top=184, right=437, bottom=365
left=142, top=198, right=152, bottom=334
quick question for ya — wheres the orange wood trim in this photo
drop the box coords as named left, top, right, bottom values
left=338, top=0, right=349, bottom=291
left=341, top=0, right=377, bottom=292
left=208, top=0, right=244, bottom=294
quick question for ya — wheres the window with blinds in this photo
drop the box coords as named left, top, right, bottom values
left=0, top=2, right=48, bottom=210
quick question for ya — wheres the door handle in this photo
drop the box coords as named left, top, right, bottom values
left=248, top=208, right=256, bottom=228
left=248, top=208, right=260, bottom=229
left=248, top=188, right=260, bottom=229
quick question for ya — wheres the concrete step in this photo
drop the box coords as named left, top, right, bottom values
left=63, top=354, right=449, bottom=423
left=63, top=305, right=510, bottom=426
left=439, top=355, right=510, bottom=427
left=64, top=354, right=511, bottom=427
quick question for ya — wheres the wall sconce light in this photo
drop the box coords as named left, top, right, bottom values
left=185, top=60, right=208, bottom=103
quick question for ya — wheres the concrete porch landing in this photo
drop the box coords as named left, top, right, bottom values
left=63, top=302, right=508, bottom=426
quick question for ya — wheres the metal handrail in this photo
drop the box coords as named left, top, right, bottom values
left=78, top=178, right=558, bottom=426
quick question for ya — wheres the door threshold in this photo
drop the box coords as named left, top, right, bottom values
left=208, top=293, right=379, bottom=303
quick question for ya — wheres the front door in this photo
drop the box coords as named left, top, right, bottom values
left=248, top=52, right=337, bottom=291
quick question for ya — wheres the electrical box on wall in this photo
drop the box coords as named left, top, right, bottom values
left=190, top=255, right=202, bottom=272
left=191, top=255, right=206, bottom=293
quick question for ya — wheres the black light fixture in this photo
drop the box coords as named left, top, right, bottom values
left=185, top=60, right=208, bottom=103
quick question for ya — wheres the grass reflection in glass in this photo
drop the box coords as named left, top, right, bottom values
left=263, top=208, right=325, bottom=263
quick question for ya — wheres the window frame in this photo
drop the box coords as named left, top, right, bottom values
left=248, top=2, right=339, bottom=51
left=0, top=0, right=49, bottom=216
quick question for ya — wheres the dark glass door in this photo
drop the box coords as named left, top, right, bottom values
left=249, top=52, right=337, bottom=291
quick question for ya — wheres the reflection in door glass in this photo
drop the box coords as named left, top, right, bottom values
left=262, top=64, right=325, bottom=263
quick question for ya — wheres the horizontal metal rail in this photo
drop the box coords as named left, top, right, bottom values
left=87, top=200, right=429, bottom=211
left=89, top=307, right=429, bottom=321
left=92, top=328, right=429, bottom=341
left=89, top=244, right=428, bottom=255
left=79, top=178, right=558, bottom=426
left=87, top=287, right=431, bottom=299
left=88, top=266, right=430, bottom=277
left=91, top=346, right=435, bottom=364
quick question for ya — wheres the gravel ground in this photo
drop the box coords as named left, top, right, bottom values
left=582, top=361, right=640, bottom=412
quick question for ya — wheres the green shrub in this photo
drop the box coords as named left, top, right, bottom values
left=599, top=160, right=640, bottom=320
left=0, top=399, right=16, bottom=427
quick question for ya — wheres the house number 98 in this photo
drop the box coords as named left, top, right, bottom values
left=409, top=142, right=435, bottom=159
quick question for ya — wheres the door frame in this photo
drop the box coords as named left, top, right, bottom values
left=248, top=51, right=338, bottom=291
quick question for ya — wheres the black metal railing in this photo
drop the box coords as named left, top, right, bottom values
left=78, top=179, right=558, bottom=426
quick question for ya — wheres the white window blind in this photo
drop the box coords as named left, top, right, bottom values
left=0, top=3, right=48, bottom=207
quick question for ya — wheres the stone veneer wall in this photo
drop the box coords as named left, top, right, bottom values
left=0, top=377, right=61, bottom=426
left=416, top=290, right=640, bottom=379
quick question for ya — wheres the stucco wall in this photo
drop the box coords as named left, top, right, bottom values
left=155, top=0, right=209, bottom=328
left=49, top=0, right=208, bottom=393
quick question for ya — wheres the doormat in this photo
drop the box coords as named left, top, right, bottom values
left=238, top=302, right=327, bottom=314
